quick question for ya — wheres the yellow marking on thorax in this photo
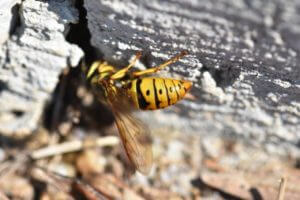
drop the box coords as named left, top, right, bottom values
left=128, top=79, right=139, bottom=109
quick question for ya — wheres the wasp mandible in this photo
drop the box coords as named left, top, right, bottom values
left=86, top=51, right=192, bottom=174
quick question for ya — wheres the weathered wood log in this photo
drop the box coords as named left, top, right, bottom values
left=0, top=0, right=299, bottom=157
left=85, top=0, right=300, bottom=156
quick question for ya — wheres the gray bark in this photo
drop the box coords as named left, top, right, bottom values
left=0, top=0, right=83, bottom=138
left=85, top=0, right=300, bottom=156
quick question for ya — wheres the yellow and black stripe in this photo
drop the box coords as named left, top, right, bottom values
left=128, top=77, right=192, bottom=110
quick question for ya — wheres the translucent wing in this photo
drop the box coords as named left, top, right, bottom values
left=105, top=83, right=153, bottom=174
left=112, top=108, right=153, bottom=174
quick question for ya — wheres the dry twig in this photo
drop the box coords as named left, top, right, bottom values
left=31, top=167, right=109, bottom=200
left=277, top=177, right=287, bottom=200
left=31, top=136, right=119, bottom=160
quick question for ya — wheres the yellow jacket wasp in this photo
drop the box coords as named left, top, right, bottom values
left=86, top=51, right=192, bottom=174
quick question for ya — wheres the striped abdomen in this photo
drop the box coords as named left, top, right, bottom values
left=128, top=77, right=192, bottom=110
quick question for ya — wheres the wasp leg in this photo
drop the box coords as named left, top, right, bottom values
left=111, top=51, right=142, bottom=80
left=133, top=50, right=188, bottom=77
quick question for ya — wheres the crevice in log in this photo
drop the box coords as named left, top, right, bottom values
left=9, top=3, right=21, bottom=37
left=200, top=62, right=241, bottom=88
left=43, top=0, right=115, bottom=132
left=12, top=110, right=24, bottom=117
left=66, top=0, right=98, bottom=65
left=0, top=80, right=8, bottom=94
